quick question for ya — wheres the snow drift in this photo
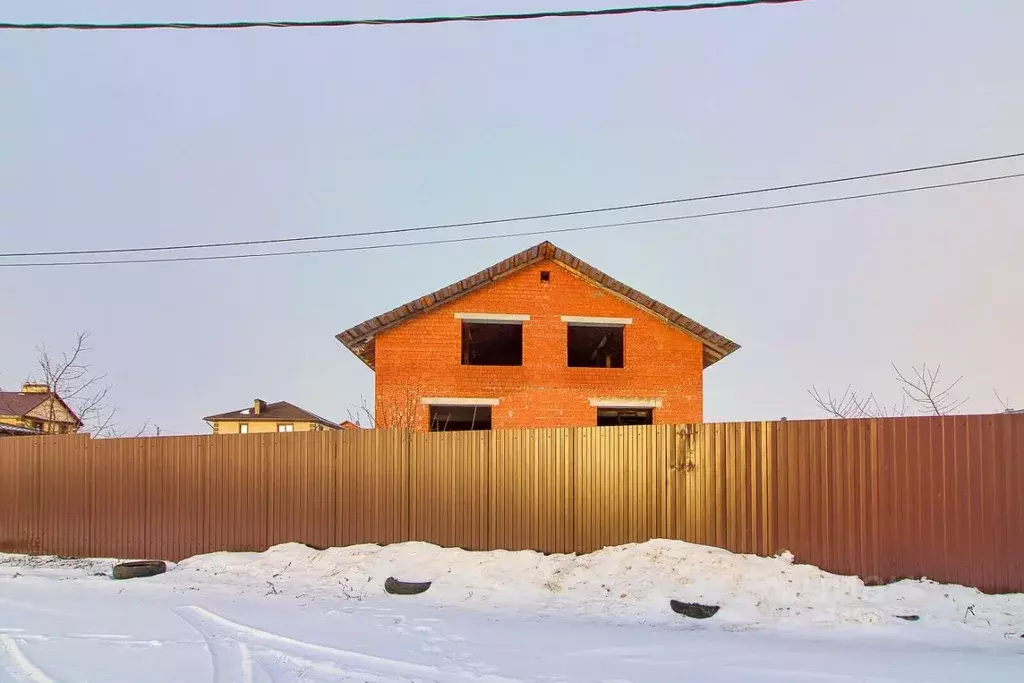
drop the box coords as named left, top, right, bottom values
left=162, top=540, right=1023, bottom=635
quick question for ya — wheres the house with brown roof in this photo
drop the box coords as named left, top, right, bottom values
left=0, top=383, right=83, bottom=436
left=204, top=399, right=339, bottom=434
left=336, top=241, right=738, bottom=432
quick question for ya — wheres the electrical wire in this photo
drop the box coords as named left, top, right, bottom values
left=4, top=151, right=1022, bottom=259
left=0, top=1, right=805, bottom=31
left=4, top=171, right=1021, bottom=268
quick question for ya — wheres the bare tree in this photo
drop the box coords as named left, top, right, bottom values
left=24, top=332, right=153, bottom=437
left=348, top=387, right=421, bottom=429
left=892, top=363, right=968, bottom=416
left=810, top=362, right=967, bottom=419
left=808, top=384, right=907, bottom=419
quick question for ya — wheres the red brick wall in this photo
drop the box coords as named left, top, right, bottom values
left=374, top=259, right=705, bottom=430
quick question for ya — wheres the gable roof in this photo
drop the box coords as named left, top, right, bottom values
left=0, top=391, right=47, bottom=417
left=336, top=241, right=739, bottom=370
left=0, top=390, right=83, bottom=427
left=203, top=401, right=338, bottom=428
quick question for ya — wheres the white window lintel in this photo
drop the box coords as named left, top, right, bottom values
left=455, top=313, right=530, bottom=323
left=421, top=397, right=501, bottom=406
left=589, top=398, right=663, bottom=409
left=561, top=315, right=633, bottom=326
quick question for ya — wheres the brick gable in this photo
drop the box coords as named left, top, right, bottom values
left=375, top=259, right=704, bottom=430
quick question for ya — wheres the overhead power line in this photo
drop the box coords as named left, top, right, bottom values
left=0, top=1, right=805, bottom=31
left=4, top=171, right=1021, bottom=268
left=3, top=151, right=1022, bottom=259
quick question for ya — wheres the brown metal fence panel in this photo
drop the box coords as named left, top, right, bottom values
left=0, top=413, right=1022, bottom=591
left=89, top=437, right=150, bottom=559
left=0, top=437, right=48, bottom=554
left=38, top=435, right=92, bottom=558
left=489, top=428, right=574, bottom=554
left=409, top=431, right=489, bottom=550
left=266, top=431, right=336, bottom=551
left=335, top=429, right=409, bottom=547
left=143, top=436, right=206, bottom=562
left=574, top=427, right=631, bottom=553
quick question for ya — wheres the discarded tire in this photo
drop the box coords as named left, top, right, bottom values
left=112, top=560, right=167, bottom=580
left=669, top=600, right=720, bottom=619
left=384, top=577, right=431, bottom=595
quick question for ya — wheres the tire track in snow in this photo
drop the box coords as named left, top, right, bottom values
left=180, top=606, right=439, bottom=680
left=178, top=605, right=522, bottom=683
left=0, top=635, right=56, bottom=683
left=175, top=609, right=255, bottom=683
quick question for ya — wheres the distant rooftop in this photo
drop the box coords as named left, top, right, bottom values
left=203, top=399, right=338, bottom=429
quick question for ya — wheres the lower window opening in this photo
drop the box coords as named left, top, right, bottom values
left=597, top=408, right=653, bottom=427
left=429, top=405, right=493, bottom=432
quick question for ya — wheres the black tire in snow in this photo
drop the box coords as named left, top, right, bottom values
left=112, top=560, right=167, bottom=580
left=669, top=600, right=720, bottom=619
left=384, top=577, right=431, bottom=595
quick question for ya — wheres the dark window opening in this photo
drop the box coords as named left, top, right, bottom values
left=461, top=322, right=523, bottom=366
left=429, top=405, right=493, bottom=432
left=567, top=325, right=624, bottom=368
left=597, top=408, right=653, bottom=427
left=540, top=270, right=551, bottom=282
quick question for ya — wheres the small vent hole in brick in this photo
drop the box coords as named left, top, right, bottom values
left=540, top=270, right=550, bottom=282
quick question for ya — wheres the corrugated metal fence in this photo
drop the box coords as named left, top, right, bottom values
left=1, top=414, right=1021, bottom=592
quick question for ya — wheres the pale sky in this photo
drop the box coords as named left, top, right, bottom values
left=1, top=0, right=1022, bottom=435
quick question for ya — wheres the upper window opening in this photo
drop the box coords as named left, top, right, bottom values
left=461, top=321, right=523, bottom=366
left=540, top=270, right=551, bottom=282
left=567, top=325, right=624, bottom=368
left=597, top=408, right=653, bottom=426
left=429, top=405, right=493, bottom=432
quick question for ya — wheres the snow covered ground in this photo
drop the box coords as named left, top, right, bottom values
left=0, top=540, right=1021, bottom=682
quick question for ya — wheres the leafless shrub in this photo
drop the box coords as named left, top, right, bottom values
left=810, top=362, right=969, bottom=419
left=348, top=386, right=421, bottom=429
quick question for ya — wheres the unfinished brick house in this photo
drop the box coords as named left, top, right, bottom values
left=336, top=241, right=739, bottom=431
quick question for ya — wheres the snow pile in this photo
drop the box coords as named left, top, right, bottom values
left=159, top=540, right=1024, bottom=635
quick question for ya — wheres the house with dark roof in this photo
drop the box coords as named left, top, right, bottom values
left=336, top=241, right=738, bottom=432
left=0, top=383, right=83, bottom=436
left=204, top=399, right=339, bottom=434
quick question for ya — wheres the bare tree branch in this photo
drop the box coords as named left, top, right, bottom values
left=348, top=387, right=421, bottom=429
left=27, top=332, right=124, bottom=437
left=893, top=363, right=968, bottom=416
left=808, top=385, right=865, bottom=418
left=994, top=390, right=1013, bottom=413
left=808, top=384, right=908, bottom=419
left=811, top=362, right=970, bottom=420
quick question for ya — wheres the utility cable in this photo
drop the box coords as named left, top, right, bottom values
left=3, top=171, right=1020, bottom=268
left=3, top=151, right=1021, bottom=259
left=0, top=1, right=806, bottom=31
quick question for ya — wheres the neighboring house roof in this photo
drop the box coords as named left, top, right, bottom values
left=203, top=401, right=339, bottom=428
left=0, top=390, right=83, bottom=427
left=337, top=420, right=362, bottom=430
left=336, top=240, right=740, bottom=370
left=0, top=391, right=47, bottom=417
